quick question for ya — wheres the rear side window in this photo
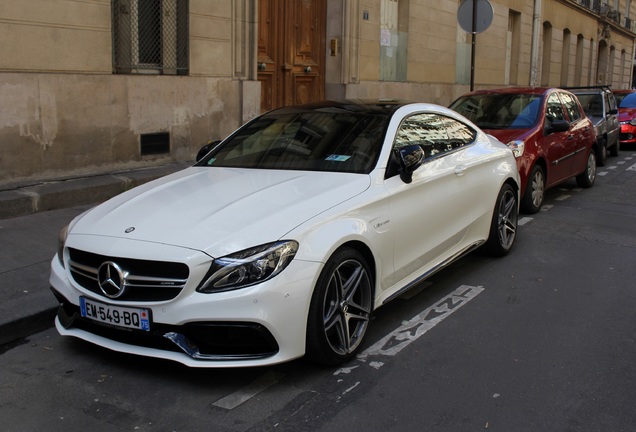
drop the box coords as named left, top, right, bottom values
left=560, top=92, right=582, bottom=122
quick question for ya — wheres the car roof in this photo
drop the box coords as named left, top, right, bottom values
left=459, top=87, right=561, bottom=96
left=565, top=86, right=612, bottom=94
left=267, top=99, right=410, bottom=116
left=613, top=89, right=636, bottom=95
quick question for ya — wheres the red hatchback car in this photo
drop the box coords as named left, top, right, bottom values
left=450, top=87, right=597, bottom=213
left=614, top=89, right=636, bottom=146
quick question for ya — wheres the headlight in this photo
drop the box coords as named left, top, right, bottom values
left=630, top=119, right=636, bottom=126
left=507, top=140, right=525, bottom=158
left=197, top=241, right=299, bottom=293
left=57, top=224, right=69, bottom=268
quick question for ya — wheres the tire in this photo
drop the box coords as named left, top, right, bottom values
left=306, top=248, right=373, bottom=366
left=576, top=150, right=597, bottom=188
left=483, top=183, right=518, bottom=257
left=521, top=165, right=545, bottom=214
left=597, top=139, right=607, bottom=166
left=610, top=138, right=620, bottom=157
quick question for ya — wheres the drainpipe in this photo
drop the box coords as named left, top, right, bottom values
left=530, top=0, right=542, bottom=86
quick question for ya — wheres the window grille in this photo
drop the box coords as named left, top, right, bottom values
left=112, top=0, right=189, bottom=75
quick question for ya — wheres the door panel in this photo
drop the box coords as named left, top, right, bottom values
left=257, top=0, right=280, bottom=110
left=258, top=0, right=326, bottom=112
left=543, top=93, right=576, bottom=185
left=383, top=113, right=491, bottom=290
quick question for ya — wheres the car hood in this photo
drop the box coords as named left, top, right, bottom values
left=618, top=108, right=636, bottom=122
left=69, top=167, right=371, bottom=257
left=480, top=128, right=533, bottom=144
left=586, top=115, right=604, bottom=126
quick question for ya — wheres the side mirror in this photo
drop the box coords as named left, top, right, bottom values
left=196, top=140, right=221, bottom=162
left=396, top=145, right=425, bottom=184
left=547, top=119, right=570, bottom=134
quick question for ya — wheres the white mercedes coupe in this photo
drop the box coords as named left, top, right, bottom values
left=50, top=100, right=520, bottom=367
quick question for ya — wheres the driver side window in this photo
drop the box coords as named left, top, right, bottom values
left=546, top=93, right=567, bottom=122
left=393, top=112, right=475, bottom=159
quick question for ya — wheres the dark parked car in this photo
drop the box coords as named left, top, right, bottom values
left=567, top=86, right=619, bottom=164
left=614, top=89, right=636, bottom=147
left=450, top=87, right=598, bottom=213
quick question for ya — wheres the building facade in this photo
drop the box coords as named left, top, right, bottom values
left=1, top=0, right=635, bottom=185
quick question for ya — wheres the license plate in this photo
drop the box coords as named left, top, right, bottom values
left=80, top=297, right=151, bottom=331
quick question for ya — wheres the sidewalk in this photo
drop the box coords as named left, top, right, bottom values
left=0, top=162, right=191, bottom=346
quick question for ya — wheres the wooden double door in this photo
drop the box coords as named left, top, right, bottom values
left=258, top=0, right=326, bottom=112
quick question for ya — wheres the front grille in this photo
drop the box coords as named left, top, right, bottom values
left=68, top=248, right=189, bottom=302
left=55, top=299, right=279, bottom=359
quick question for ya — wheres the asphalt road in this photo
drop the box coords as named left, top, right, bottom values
left=2, top=150, right=636, bottom=432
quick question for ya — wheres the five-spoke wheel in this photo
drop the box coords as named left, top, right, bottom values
left=306, top=248, right=373, bottom=365
left=483, top=183, right=518, bottom=256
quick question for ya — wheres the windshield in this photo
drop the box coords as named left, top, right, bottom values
left=576, top=94, right=603, bottom=117
left=450, top=94, right=542, bottom=129
left=617, top=92, right=636, bottom=108
left=198, top=109, right=389, bottom=174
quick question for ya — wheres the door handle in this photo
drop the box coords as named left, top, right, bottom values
left=454, top=165, right=468, bottom=176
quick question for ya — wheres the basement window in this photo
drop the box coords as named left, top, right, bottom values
left=140, top=132, right=170, bottom=155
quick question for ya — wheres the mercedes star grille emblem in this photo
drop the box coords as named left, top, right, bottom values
left=97, top=261, right=127, bottom=298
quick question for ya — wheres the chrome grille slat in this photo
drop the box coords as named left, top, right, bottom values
left=69, top=260, right=98, bottom=281
left=68, top=248, right=190, bottom=302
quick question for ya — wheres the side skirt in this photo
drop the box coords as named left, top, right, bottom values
left=381, top=241, right=485, bottom=305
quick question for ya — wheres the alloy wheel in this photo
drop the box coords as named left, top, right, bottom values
left=530, top=169, right=545, bottom=209
left=497, top=188, right=518, bottom=250
left=322, top=259, right=372, bottom=356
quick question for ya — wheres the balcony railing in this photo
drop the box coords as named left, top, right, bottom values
left=574, top=0, right=635, bottom=33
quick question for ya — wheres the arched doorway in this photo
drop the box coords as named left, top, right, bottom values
left=257, top=0, right=327, bottom=113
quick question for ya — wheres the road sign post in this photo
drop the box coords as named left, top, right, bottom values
left=457, top=0, right=494, bottom=91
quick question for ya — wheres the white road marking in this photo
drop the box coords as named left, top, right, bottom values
left=212, top=371, right=284, bottom=410
left=598, top=171, right=609, bottom=176
left=617, top=160, right=626, bottom=165
left=556, top=195, right=571, bottom=201
left=540, top=205, right=553, bottom=212
left=607, top=165, right=618, bottom=170
left=628, top=163, right=636, bottom=172
left=357, top=285, right=484, bottom=361
left=334, top=365, right=359, bottom=375
left=336, top=382, right=361, bottom=402
left=518, top=217, right=533, bottom=226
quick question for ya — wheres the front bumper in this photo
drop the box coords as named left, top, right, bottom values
left=619, top=123, right=636, bottom=144
left=50, top=248, right=322, bottom=368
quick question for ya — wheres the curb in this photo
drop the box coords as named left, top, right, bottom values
left=0, top=162, right=191, bottom=220
left=0, top=162, right=191, bottom=346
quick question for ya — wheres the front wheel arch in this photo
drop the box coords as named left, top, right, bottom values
left=521, top=164, right=545, bottom=214
left=576, top=150, right=597, bottom=188
left=305, top=246, right=375, bottom=366
left=482, top=182, right=519, bottom=257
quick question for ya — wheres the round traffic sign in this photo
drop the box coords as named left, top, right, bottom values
left=457, top=0, right=494, bottom=34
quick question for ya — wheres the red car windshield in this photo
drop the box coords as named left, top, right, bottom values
left=450, top=94, right=542, bottom=129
